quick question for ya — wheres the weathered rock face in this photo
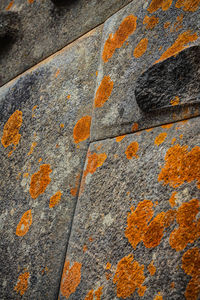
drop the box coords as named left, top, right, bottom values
left=0, top=0, right=200, bottom=299
left=90, top=0, right=200, bottom=141
left=0, top=26, right=102, bottom=299
left=59, top=116, right=200, bottom=300
left=0, top=0, right=132, bottom=86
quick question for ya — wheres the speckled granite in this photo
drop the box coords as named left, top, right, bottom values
left=91, top=0, right=200, bottom=141
left=60, top=116, right=200, bottom=300
left=0, top=26, right=102, bottom=299
left=0, top=0, right=132, bottom=86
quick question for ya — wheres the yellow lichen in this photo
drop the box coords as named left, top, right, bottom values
left=49, top=191, right=62, bottom=208
left=170, top=96, right=180, bottom=106
left=143, top=15, right=159, bottom=29
left=16, top=210, right=32, bottom=237
left=147, top=0, right=173, bottom=13
left=158, top=145, right=200, bottom=188
left=102, top=15, right=137, bottom=63
left=1, top=110, right=22, bottom=148
left=154, top=132, right=167, bottom=146
left=148, top=261, right=156, bottom=276
left=94, top=76, right=113, bottom=108
left=29, top=164, right=52, bottom=199
left=175, top=0, right=200, bottom=11
left=27, top=141, right=37, bottom=156
left=14, top=272, right=29, bottom=296
left=113, top=254, right=146, bottom=298
left=125, top=142, right=139, bottom=159
left=73, top=116, right=91, bottom=144
left=133, top=38, right=148, bottom=58
left=169, top=191, right=177, bottom=207
left=155, top=30, right=198, bottom=63
left=60, top=260, right=82, bottom=299
left=161, top=123, right=173, bottom=129
left=169, top=199, right=199, bottom=251
left=116, top=135, right=126, bottom=142
left=182, top=247, right=200, bottom=300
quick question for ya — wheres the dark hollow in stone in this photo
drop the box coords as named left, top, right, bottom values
left=0, top=12, right=19, bottom=56
left=51, top=0, right=79, bottom=7
left=135, top=46, right=200, bottom=112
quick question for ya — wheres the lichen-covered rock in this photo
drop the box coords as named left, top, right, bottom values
left=91, top=0, right=200, bottom=141
left=60, top=116, right=200, bottom=299
left=0, top=0, right=132, bottom=86
left=0, top=26, right=102, bottom=299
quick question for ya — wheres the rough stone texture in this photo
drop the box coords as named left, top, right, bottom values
left=91, top=0, right=200, bottom=141
left=60, top=116, right=200, bottom=299
left=0, top=0, right=132, bottom=86
left=135, top=46, right=200, bottom=112
left=0, top=26, right=102, bottom=299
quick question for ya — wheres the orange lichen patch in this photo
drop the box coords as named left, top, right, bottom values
left=182, top=247, right=200, bottom=300
left=60, top=260, right=82, bottom=299
left=8, top=147, right=15, bottom=157
left=14, top=272, right=29, bottom=296
left=85, top=290, right=94, bottom=300
left=147, top=0, right=172, bottom=13
left=159, top=46, right=163, bottom=51
left=6, top=0, right=14, bottom=10
left=16, top=210, right=32, bottom=237
left=143, top=212, right=166, bottom=248
left=29, top=164, right=52, bottom=199
left=94, top=76, right=113, bottom=108
left=106, top=272, right=112, bottom=280
left=170, top=96, right=180, bottom=106
left=38, top=157, right=42, bottom=163
left=155, top=30, right=198, bottom=63
left=171, top=137, right=176, bottom=145
left=133, top=38, right=148, bottom=58
left=125, top=142, right=139, bottom=159
left=164, top=21, right=171, bottom=29
left=173, top=14, right=184, bottom=32
left=143, top=15, right=159, bottom=29
left=125, top=200, right=154, bottom=249
left=175, top=0, right=200, bottom=11
left=146, top=128, right=153, bottom=132
left=1, top=110, right=22, bottom=148
left=55, top=69, right=60, bottom=78
left=28, top=0, right=34, bottom=3
left=148, top=261, right=156, bottom=276
left=27, top=141, right=37, bottom=156
left=89, top=236, right=93, bottom=242
left=125, top=200, right=176, bottom=249
left=131, top=123, right=139, bottom=132
left=106, top=262, right=111, bottom=270
left=169, top=191, right=177, bottom=207
left=158, top=145, right=200, bottom=188
left=169, top=199, right=199, bottom=251
left=154, top=292, right=163, bottom=300
left=138, top=285, right=147, bottom=296
left=85, top=152, right=107, bottom=176
left=67, top=94, right=71, bottom=99
left=70, top=173, right=81, bottom=197
left=161, top=123, right=173, bottom=129
left=23, top=173, right=29, bottom=178
left=113, top=254, right=146, bottom=298
left=49, top=191, right=62, bottom=208
left=180, top=134, right=183, bottom=139
left=73, top=116, right=91, bottom=144
left=154, top=132, right=167, bottom=146
left=116, top=135, right=126, bottom=142
left=83, top=245, right=88, bottom=253
left=60, top=123, right=64, bottom=128
left=102, top=15, right=137, bottom=63
left=171, top=282, right=175, bottom=289
left=95, top=286, right=103, bottom=300
left=32, top=105, right=37, bottom=111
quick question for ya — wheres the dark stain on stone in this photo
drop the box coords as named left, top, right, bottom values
left=135, top=46, right=200, bottom=112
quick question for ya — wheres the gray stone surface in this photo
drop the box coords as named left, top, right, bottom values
left=60, top=116, right=200, bottom=299
left=91, top=0, right=200, bottom=141
left=0, top=25, right=102, bottom=299
left=0, top=0, right=132, bottom=86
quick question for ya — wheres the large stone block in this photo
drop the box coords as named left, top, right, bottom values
left=60, top=116, right=200, bottom=299
left=0, top=26, right=102, bottom=299
left=0, top=0, right=132, bottom=86
left=91, top=0, right=200, bottom=141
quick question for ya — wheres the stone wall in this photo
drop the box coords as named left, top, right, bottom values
left=0, top=0, right=199, bottom=299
